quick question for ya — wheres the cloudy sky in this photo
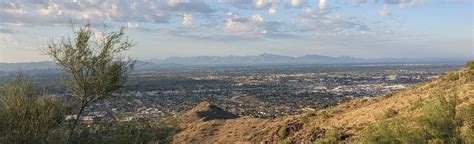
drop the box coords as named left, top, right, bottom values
left=0, top=0, right=472, bottom=62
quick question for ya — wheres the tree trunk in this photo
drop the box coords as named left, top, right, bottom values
left=68, top=104, right=86, bottom=142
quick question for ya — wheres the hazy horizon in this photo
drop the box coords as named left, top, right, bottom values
left=1, top=0, right=473, bottom=62
left=0, top=52, right=471, bottom=63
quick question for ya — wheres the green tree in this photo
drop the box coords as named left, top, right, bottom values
left=45, top=24, right=135, bottom=140
left=0, top=75, right=70, bottom=143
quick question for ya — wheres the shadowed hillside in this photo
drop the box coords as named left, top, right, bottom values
left=173, top=62, right=474, bottom=143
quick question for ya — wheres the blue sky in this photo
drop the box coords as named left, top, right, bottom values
left=0, top=0, right=472, bottom=62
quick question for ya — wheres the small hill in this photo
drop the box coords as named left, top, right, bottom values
left=179, top=101, right=238, bottom=126
left=173, top=63, right=474, bottom=143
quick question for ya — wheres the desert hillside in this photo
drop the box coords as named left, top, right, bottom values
left=173, top=64, right=474, bottom=143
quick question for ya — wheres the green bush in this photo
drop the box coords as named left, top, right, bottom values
left=383, top=108, right=399, bottom=119
left=459, top=104, right=474, bottom=143
left=466, top=61, right=474, bottom=70
left=409, top=97, right=424, bottom=110
left=278, top=126, right=288, bottom=137
left=467, top=61, right=474, bottom=80
left=384, top=93, right=394, bottom=98
left=304, top=109, right=317, bottom=117
left=0, top=75, right=71, bottom=143
left=416, top=91, right=462, bottom=143
left=319, top=110, right=332, bottom=119
left=315, top=128, right=343, bottom=144
left=360, top=89, right=467, bottom=143
left=360, top=118, right=427, bottom=143
left=276, top=139, right=292, bottom=144
left=447, top=72, right=460, bottom=81
left=72, top=118, right=179, bottom=144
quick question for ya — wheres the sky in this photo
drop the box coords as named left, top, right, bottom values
left=0, top=0, right=472, bottom=62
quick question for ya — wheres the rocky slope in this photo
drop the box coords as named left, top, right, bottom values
left=173, top=65, right=474, bottom=143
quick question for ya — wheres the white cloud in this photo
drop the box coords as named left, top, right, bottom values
left=250, top=14, right=264, bottom=23
left=0, top=0, right=418, bottom=42
left=182, top=13, right=193, bottom=27
left=399, top=0, right=426, bottom=8
left=254, top=0, right=269, bottom=9
left=319, top=0, right=327, bottom=10
left=268, top=3, right=277, bottom=15
left=303, top=6, right=329, bottom=15
left=0, top=0, right=215, bottom=27
left=224, top=13, right=268, bottom=36
left=290, top=0, right=306, bottom=7
left=127, top=22, right=139, bottom=29
left=296, top=14, right=369, bottom=37
left=384, top=0, right=426, bottom=8
left=38, top=2, right=61, bottom=16
left=166, top=0, right=182, bottom=7
left=379, top=5, right=391, bottom=17
left=254, top=0, right=280, bottom=9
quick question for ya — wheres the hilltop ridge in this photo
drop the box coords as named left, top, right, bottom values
left=173, top=63, right=474, bottom=143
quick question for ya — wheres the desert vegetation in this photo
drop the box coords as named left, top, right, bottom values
left=0, top=24, right=179, bottom=143
left=357, top=63, right=474, bottom=143
left=0, top=75, right=70, bottom=143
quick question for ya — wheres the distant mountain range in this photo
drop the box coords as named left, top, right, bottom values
left=0, top=54, right=468, bottom=72
left=147, top=54, right=466, bottom=65
left=0, top=61, right=58, bottom=72
left=146, top=54, right=364, bottom=65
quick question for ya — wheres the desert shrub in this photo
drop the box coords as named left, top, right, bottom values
left=467, top=61, right=474, bottom=80
left=384, top=93, right=394, bottom=98
left=416, top=91, right=462, bottom=143
left=383, top=108, right=399, bottom=119
left=459, top=104, right=474, bottom=143
left=466, top=61, right=474, bottom=70
left=447, top=72, right=460, bottom=81
left=72, top=117, right=179, bottom=144
left=304, top=109, right=317, bottom=117
left=278, top=126, right=289, bottom=137
left=0, top=75, right=71, bottom=143
left=360, top=118, right=427, bottom=143
left=409, top=96, right=424, bottom=110
left=315, top=128, right=343, bottom=144
left=276, top=139, right=292, bottom=144
left=360, top=89, right=467, bottom=143
left=319, top=110, right=332, bottom=119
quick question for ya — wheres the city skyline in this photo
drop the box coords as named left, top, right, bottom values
left=0, top=0, right=473, bottom=62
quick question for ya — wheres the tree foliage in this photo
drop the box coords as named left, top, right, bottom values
left=45, top=24, right=135, bottom=139
left=46, top=24, right=134, bottom=104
